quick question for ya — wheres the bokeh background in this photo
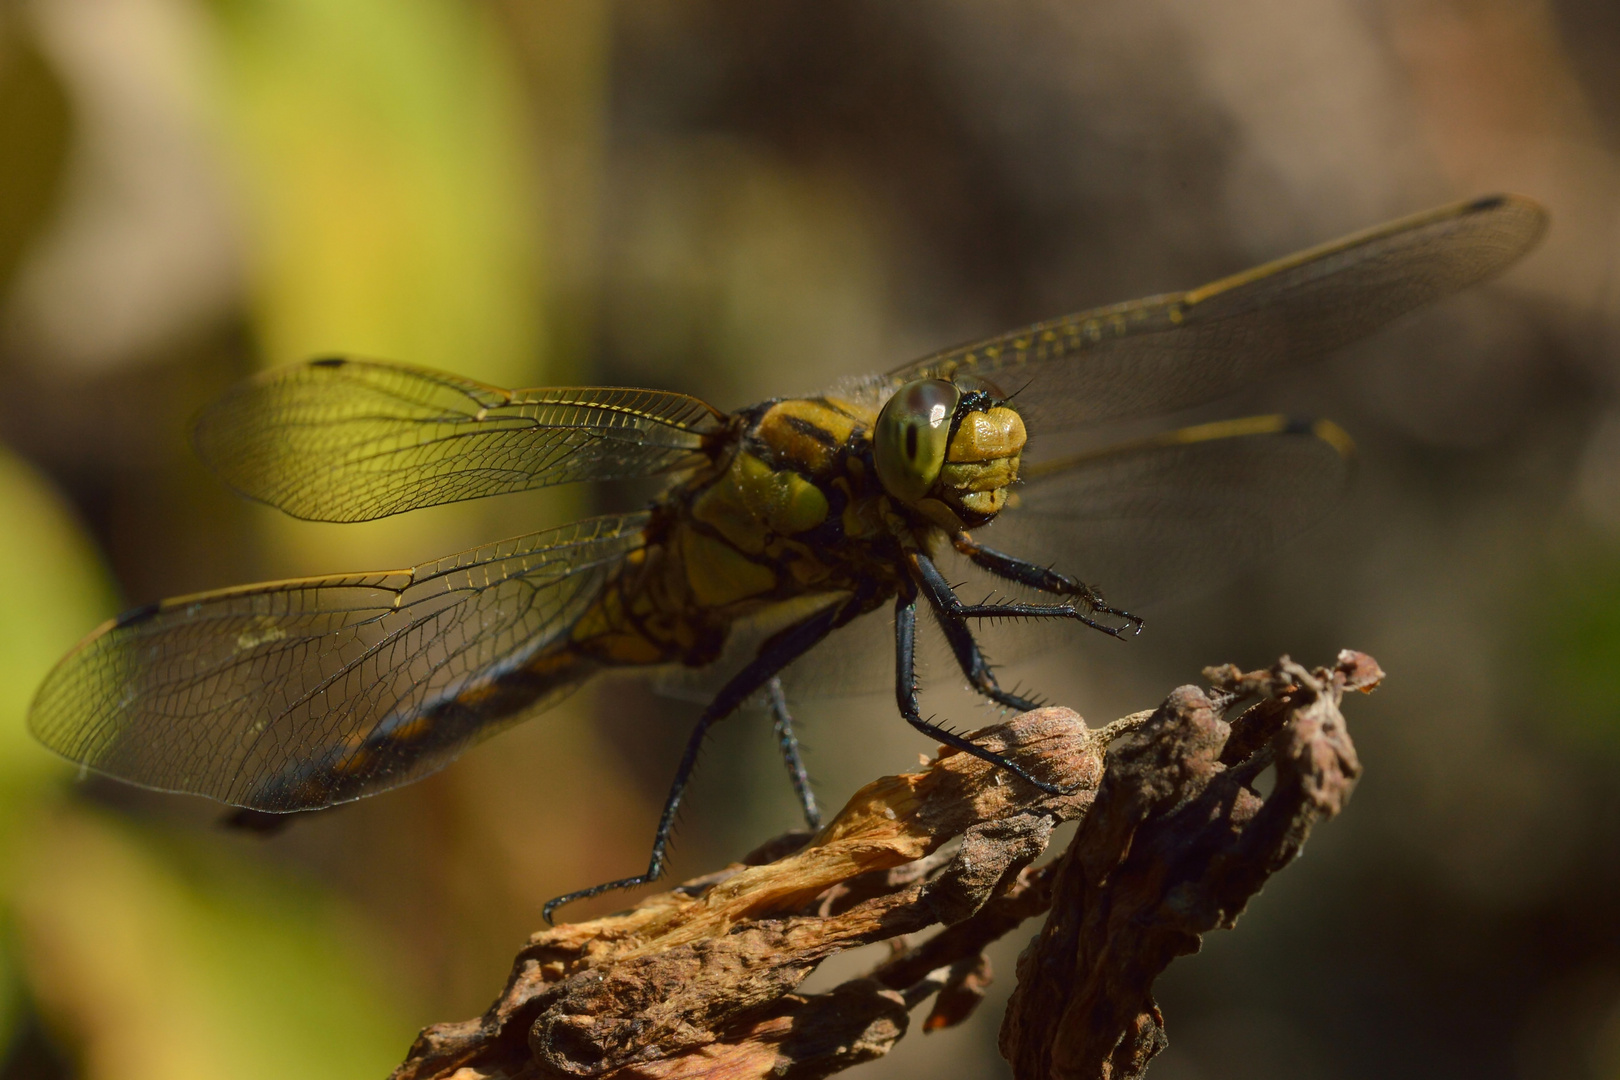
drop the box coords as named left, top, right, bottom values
left=0, top=1, right=1616, bottom=1077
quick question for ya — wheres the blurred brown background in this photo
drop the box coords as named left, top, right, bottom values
left=0, top=1, right=1616, bottom=1077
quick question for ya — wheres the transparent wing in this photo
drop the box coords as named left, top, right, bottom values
left=885, top=194, right=1546, bottom=430
left=651, top=593, right=920, bottom=704
left=651, top=595, right=954, bottom=716
left=977, top=416, right=1354, bottom=610
left=652, top=593, right=849, bottom=703
left=29, top=513, right=649, bottom=811
left=194, top=357, right=727, bottom=522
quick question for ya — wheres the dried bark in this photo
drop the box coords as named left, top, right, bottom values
left=392, top=651, right=1379, bottom=1080
left=998, top=651, right=1377, bottom=1079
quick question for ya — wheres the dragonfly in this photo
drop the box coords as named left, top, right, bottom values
left=29, top=194, right=1545, bottom=921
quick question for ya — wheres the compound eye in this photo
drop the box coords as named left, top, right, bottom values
left=873, top=378, right=960, bottom=503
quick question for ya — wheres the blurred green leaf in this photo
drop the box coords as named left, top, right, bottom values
left=0, top=448, right=111, bottom=1065
left=206, top=0, right=546, bottom=387
left=1526, top=536, right=1620, bottom=752
left=12, top=811, right=413, bottom=1080
left=196, top=0, right=561, bottom=578
left=0, top=935, right=16, bottom=1071
left=0, top=29, right=73, bottom=300
left=0, top=450, right=113, bottom=838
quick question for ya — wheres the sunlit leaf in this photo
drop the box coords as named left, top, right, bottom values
left=1527, top=539, right=1620, bottom=752
left=12, top=812, right=413, bottom=1080
left=0, top=450, right=114, bottom=829
left=0, top=448, right=113, bottom=1064
left=207, top=0, right=545, bottom=388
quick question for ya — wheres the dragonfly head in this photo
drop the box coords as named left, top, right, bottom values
left=873, top=376, right=1026, bottom=526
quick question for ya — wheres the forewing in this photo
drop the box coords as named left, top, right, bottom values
left=195, top=358, right=727, bottom=522
left=886, top=195, right=1546, bottom=429
left=979, top=417, right=1353, bottom=610
left=29, top=513, right=649, bottom=810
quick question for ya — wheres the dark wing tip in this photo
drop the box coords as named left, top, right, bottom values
left=114, top=600, right=163, bottom=629
left=310, top=356, right=347, bottom=368
left=1466, top=192, right=1549, bottom=248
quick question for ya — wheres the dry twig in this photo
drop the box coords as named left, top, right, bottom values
left=392, top=650, right=1380, bottom=1080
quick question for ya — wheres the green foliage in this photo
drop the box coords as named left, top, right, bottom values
left=0, top=449, right=113, bottom=853
left=0, top=31, right=72, bottom=299
left=1526, top=536, right=1620, bottom=752
left=204, top=0, right=546, bottom=386
left=9, top=813, right=412, bottom=1080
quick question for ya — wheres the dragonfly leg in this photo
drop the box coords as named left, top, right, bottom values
left=894, top=590, right=1072, bottom=797
left=766, top=676, right=821, bottom=830
left=542, top=602, right=850, bottom=924
left=911, top=565, right=1042, bottom=713
left=950, top=533, right=1144, bottom=636
left=910, top=550, right=1140, bottom=639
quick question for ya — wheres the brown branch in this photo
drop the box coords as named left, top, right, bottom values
left=391, top=651, right=1380, bottom=1080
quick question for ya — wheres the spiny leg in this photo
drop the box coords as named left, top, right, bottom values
left=543, top=603, right=848, bottom=924
left=893, top=588, right=1069, bottom=796
left=913, top=553, right=1036, bottom=712
left=911, top=549, right=1140, bottom=638
left=950, top=533, right=1143, bottom=636
left=766, top=675, right=821, bottom=830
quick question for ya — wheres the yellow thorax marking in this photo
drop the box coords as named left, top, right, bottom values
left=568, top=585, right=670, bottom=663
left=733, top=452, right=829, bottom=534
left=691, top=466, right=769, bottom=554
left=568, top=584, right=627, bottom=643
left=836, top=476, right=884, bottom=540
left=757, top=399, right=858, bottom=473
left=680, top=526, right=778, bottom=607
left=693, top=450, right=831, bottom=556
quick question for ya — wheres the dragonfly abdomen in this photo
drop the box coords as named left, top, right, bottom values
left=242, top=644, right=602, bottom=811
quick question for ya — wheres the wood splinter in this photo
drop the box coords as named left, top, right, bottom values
left=393, top=650, right=1380, bottom=1080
